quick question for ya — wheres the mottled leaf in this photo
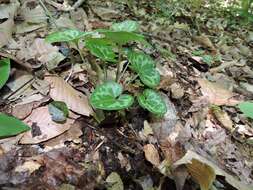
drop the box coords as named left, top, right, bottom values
left=139, top=68, right=160, bottom=88
left=128, top=51, right=160, bottom=88
left=0, top=114, right=30, bottom=138
left=127, top=51, right=155, bottom=72
left=137, top=89, right=167, bottom=116
left=90, top=81, right=134, bottom=110
left=45, top=29, right=93, bottom=43
left=111, top=20, right=139, bottom=32
left=0, top=58, right=10, bottom=89
left=85, top=38, right=116, bottom=62
left=238, top=101, right=253, bottom=119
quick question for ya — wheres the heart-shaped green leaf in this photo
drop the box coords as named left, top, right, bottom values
left=100, top=31, right=147, bottom=45
left=0, top=114, right=30, bottom=138
left=85, top=38, right=117, bottom=62
left=238, top=101, right=253, bottom=119
left=90, top=81, right=134, bottom=110
left=48, top=101, right=69, bottom=123
left=127, top=51, right=160, bottom=88
left=0, top=58, right=10, bottom=89
left=111, top=20, right=139, bottom=32
left=139, top=68, right=160, bottom=88
left=137, top=89, right=167, bottom=116
left=46, top=29, right=93, bottom=43
left=127, top=51, right=155, bottom=72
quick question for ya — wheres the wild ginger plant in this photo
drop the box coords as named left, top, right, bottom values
left=46, top=20, right=167, bottom=118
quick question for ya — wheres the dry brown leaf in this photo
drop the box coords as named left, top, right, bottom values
left=198, top=78, right=241, bottom=106
left=212, top=107, right=233, bottom=131
left=20, top=106, right=75, bottom=144
left=30, top=38, right=65, bottom=70
left=143, top=144, right=160, bottom=167
left=45, top=76, right=93, bottom=116
left=187, top=159, right=215, bottom=190
left=173, top=150, right=253, bottom=190
left=43, top=120, right=83, bottom=150
left=194, top=34, right=216, bottom=53
left=0, top=18, right=14, bottom=48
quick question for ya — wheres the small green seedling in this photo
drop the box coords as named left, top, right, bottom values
left=46, top=20, right=167, bottom=117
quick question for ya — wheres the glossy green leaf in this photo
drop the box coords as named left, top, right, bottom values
left=111, top=20, right=139, bottom=32
left=48, top=101, right=69, bottom=123
left=238, top=101, right=253, bottom=119
left=45, top=29, right=93, bottom=43
left=0, top=114, right=30, bottom=138
left=85, top=38, right=117, bottom=62
left=137, top=89, right=167, bottom=116
left=90, top=81, right=134, bottom=110
left=139, top=68, right=160, bottom=88
left=127, top=51, right=160, bottom=88
left=101, top=31, right=147, bottom=45
left=0, top=58, right=10, bottom=89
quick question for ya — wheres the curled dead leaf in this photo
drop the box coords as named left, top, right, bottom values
left=173, top=150, right=253, bottom=190
left=143, top=144, right=160, bottom=167
left=45, top=76, right=93, bottom=116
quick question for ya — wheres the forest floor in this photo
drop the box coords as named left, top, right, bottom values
left=0, top=0, right=253, bottom=190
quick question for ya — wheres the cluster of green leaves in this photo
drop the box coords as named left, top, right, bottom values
left=46, top=20, right=167, bottom=116
left=0, top=58, right=30, bottom=138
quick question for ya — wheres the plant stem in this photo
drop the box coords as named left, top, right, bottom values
left=117, top=60, right=130, bottom=83
left=103, top=64, right=107, bottom=81
left=125, top=74, right=139, bottom=85
left=116, top=47, right=122, bottom=82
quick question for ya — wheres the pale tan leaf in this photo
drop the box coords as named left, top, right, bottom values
left=0, top=18, right=14, bottom=48
left=143, top=144, right=160, bottom=166
left=173, top=150, right=253, bottom=190
left=20, top=106, right=75, bottom=144
left=15, top=161, right=41, bottom=174
left=198, top=78, right=241, bottom=106
left=45, top=76, right=93, bottom=116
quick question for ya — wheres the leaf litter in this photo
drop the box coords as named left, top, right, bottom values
left=0, top=0, right=252, bottom=189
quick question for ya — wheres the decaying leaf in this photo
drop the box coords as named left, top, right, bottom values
left=0, top=18, right=14, bottom=48
left=45, top=76, right=93, bottom=116
left=187, top=159, right=215, bottom=190
left=0, top=1, right=19, bottom=47
left=20, top=106, right=76, bottom=144
left=29, top=38, right=65, bottom=70
left=16, top=1, right=47, bottom=33
left=173, top=150, right=253, bottom=190
left=15, top=160, right=41, bottom=174
left=211, top=106, right=233, bottom=131
left=143, top=144, right=160, bottom=167
left=198, top=78, right=241, bottom=106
